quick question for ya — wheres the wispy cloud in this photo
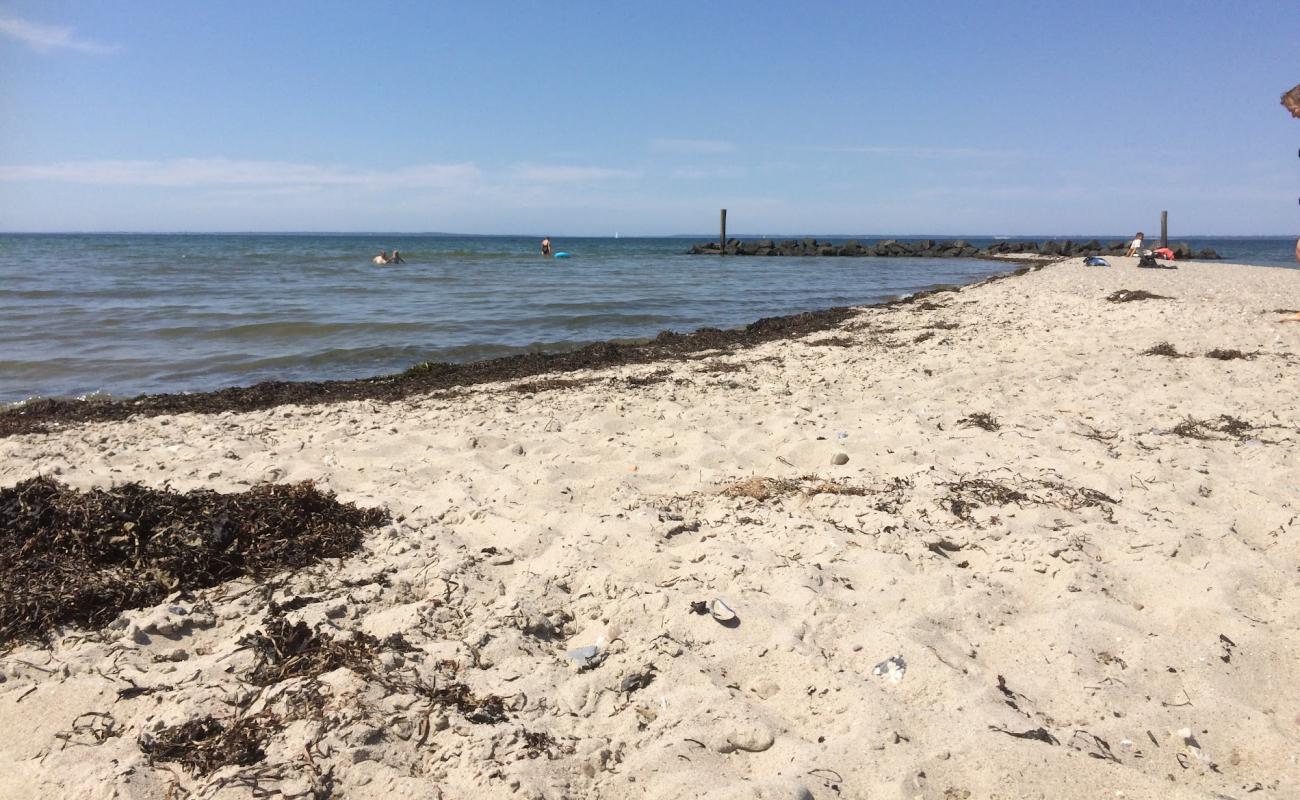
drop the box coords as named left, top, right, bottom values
left=816, top=145, right=1022, bottom=159
left=512, top=164, right=640, bottom=183
left=650, top=138, right=735, bottom=155
left=0, top=15, right=121, bottom=54
left=0, top=158, right=481, bottom=189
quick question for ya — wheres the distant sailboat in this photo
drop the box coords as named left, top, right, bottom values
left=614, top=232, right=620, bottom=239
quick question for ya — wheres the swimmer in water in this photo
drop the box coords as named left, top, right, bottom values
left=541, top=237, right=552, bottom=257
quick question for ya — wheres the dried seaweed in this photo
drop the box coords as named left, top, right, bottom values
left=720, top=475, right=867, bottom=501
left=1170, top=415, right=1262, bottom=442
left=1142, top=342, right=1184, bottom=357
left=1107, top=290, right=1171, bottom=303
left=806, top=336, right=856, bottom=347
left=520, top=729, right=575, bottom=760
left=511, top=377, right=598, bottom=394
left=911, top=301, right=947, bottom=312
left=698, top=361, right=746, bottom=374
left=1204, top=348, right=1254, bottom=361
left=139, top=714, right=283, bottom=776
left=411, top=677, right=510, bottom=725
left=926, top=320, right=960, bottom=330
left=55, top=711, right=122, bottom=748
left=913, top=331, right=936, bottom=343
left=995, top=676, right=1027, bottom=715
left=1076, top=423, right=1118, bottom=442
left=239, top=616, right=383, bottom=686
left=958, top=413, right=1001, bottom=432
left=941, top=474, right=1116, bottom=523
left=624, top=369, right=673, bottom=387
left=720, top=477, right=803, bottom=501
left=0, top=478, right=388, bottom=647
left=1069, top=730, right=1120, bottom=762
left=868, top=476, right=913, bottom=514
left=989, top=725, right=1059, bottom=745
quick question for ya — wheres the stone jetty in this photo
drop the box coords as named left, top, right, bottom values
left=688, top=237, right=1222, bottom=260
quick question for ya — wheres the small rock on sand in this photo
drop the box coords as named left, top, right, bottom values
left=714, top=721, right=776, bottom=753
left=831, top=452, right=849, bottom=465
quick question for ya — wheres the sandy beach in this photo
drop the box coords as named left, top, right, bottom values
left=2, top=255, right=1298, bottom=799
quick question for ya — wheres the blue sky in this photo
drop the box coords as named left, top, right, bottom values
left=1, top=1, right=1297, bottom=235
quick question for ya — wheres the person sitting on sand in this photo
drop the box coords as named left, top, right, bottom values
left=1125, top=232, right=1145, bottom=257
left=390, top=250, right=405, bottom=264
left=541, top=237, right=552, bottom=257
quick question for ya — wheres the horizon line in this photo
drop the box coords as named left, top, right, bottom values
left=1, top=230, right=1294, bottom=239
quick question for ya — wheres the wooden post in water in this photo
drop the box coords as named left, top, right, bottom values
left=1160, top=210, right=1168, bottom=248
left=720, top=209, right=727, bottom=255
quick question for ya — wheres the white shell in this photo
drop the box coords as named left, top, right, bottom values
left=710, top=599, right=737, bottom=623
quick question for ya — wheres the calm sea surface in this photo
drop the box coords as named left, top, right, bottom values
left=0, top=234, right=1294, bottom=404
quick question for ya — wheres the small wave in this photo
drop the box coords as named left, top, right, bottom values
left=155, top=320, right=444, bottom=341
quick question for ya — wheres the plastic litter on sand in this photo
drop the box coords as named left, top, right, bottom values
left=872, top=655, right=907, bottom=684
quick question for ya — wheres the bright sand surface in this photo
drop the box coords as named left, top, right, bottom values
left=1, top=256, right=1298, bottom=799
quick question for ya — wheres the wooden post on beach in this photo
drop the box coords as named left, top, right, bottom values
left=1160, top=211, right=1168, bottom=248
left=720, top=209, right=727, bottom=255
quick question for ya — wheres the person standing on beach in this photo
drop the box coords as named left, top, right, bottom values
left=1124, top=233, right=1145, bottom=257
left=1284, top=84, right=1300, bottom=263
left=541, top=237, right=552, bottom=257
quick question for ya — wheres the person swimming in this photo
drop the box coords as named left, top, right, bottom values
left=373, top=250, right=389, bottom=265
left=541, top=237, right=552, bottom=257
left=390, top=250, right=405, bottom=264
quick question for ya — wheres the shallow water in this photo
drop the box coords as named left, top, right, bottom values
left=0, top=234, right=1294, bottom=403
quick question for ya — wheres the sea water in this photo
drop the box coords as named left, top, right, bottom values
left=0, top=234, right=1294, bottom=404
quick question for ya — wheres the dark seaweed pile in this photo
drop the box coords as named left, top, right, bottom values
left=0, top=478, right=388, bottom=646
left=139, top=714, right=282, bottom=777
left=1106, top=289, right=1172, bottom=303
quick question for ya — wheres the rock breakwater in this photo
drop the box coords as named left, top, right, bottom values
left=689, top=237, right=1222, bottom=260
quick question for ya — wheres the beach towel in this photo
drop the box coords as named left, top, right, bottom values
left=1153, top=247, right=1175, bottom=260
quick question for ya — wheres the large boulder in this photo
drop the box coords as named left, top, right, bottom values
left=1195, top=248, right=1221, bottom=259
left=1172, top=242, right=1192, bottom=259
left=757, top=239, right=774, bottom=249
left=1040, top=240, right=1060, bottom=255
